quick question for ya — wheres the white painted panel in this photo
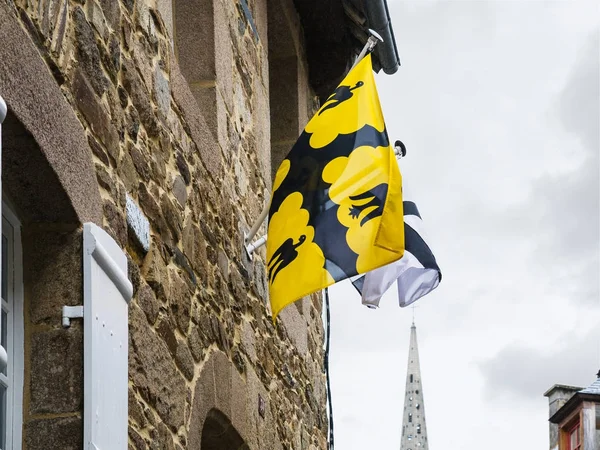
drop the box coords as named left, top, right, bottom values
left=83, top=223, right=133, bottom=450
left=0, top=95, right=6, bottom=372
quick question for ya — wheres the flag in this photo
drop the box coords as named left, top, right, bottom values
left=351, top=196, right=441, bottom=308
left=266, top=54, right=404, bottom=320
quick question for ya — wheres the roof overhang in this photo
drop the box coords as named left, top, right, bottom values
left=549, top=392, right=600, bottom=424
left=293, top=0, right=400, bottom=99
left=344, top=0, right=400, bottom=74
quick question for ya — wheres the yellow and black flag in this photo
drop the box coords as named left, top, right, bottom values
left=267, top=54, right=405, bottom=320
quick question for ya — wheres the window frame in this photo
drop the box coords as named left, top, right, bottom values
left=0, top=200, right=24, bottom=450
left=560, top=410, right=583, bottom=450
left=567, top=421, right=581, bottom=450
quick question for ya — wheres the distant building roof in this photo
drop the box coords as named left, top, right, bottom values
left=580, top=377, right=600, bottom=395
left=549, top=376, right=600, bottom=424
left=544, top=384, right=584, bottom=398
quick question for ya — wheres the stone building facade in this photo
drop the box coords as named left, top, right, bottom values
left=0, top=0, right=399, bottom=448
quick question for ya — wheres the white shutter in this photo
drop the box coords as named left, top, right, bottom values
left=0, top=95, right=6, bottom=373
left=83, top=223, right=133, bottom=450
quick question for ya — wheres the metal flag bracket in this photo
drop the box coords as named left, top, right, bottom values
left=244, top=232, right=267, bottom=260
left=244, top=195, right=270, bottom=259
left=394, top=140, right=407, bottom=159
left=352, top=29, right=384, bottom=70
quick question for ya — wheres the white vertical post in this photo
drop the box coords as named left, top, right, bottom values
left=0, top=95, right=6, bottom=371
left=83, top=223, right=133, bottom=450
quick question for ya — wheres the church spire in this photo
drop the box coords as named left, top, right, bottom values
left=400, top=322, right=429, bottom=449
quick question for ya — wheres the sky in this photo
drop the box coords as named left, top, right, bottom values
left=327, top=1, right=600, bottom=449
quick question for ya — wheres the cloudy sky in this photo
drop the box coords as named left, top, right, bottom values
left=328, top=1, right=600, bottom=449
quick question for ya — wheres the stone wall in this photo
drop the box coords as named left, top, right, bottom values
left=2, top=0, right=327, bottom=448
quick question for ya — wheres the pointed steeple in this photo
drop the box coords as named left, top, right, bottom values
left=400, top=322, right=429, bottom=449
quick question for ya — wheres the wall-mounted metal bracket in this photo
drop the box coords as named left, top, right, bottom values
left=351, top=29, right=384, bottom=71
left=62, top=305, right=84, bottom=328
left=394, top=140, right=407, bottom=159
left=244, top=234, right=267, bottom=260
left=367, top=29, right=384, bottom=50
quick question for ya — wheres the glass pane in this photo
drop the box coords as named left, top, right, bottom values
left=0, top=310, right=5, bottom=349
left=1, top=234, right=6, bottom=301
left=0, top=311, right=5, bottom=377
left=570, top=428, right=578, bottom=448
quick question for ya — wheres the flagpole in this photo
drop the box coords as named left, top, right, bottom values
left=351, top=29, right=383, bottom=71
left=244, top=29, right=384, bottom=257
left=244, top=200, right=269, bottom=244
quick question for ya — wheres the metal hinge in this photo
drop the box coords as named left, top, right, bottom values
left=62, top=305, right=84, bottom=328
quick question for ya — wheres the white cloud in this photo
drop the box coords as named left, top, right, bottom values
left=330, top=2, right=600, bottom=449
left=478, top=323, right=600, bottom=401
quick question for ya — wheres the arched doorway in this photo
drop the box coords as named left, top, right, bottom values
left=0, top=4, right=104, bottom=446
left=201, top=408, right=249, bottom=450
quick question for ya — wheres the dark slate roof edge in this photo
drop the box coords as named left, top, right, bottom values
left=365, top=0, right=400, bottom=74
left=549, top=392, right=600, bottom=424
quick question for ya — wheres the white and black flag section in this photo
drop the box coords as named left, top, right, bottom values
left=351, top=198, right=441, bottom=308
